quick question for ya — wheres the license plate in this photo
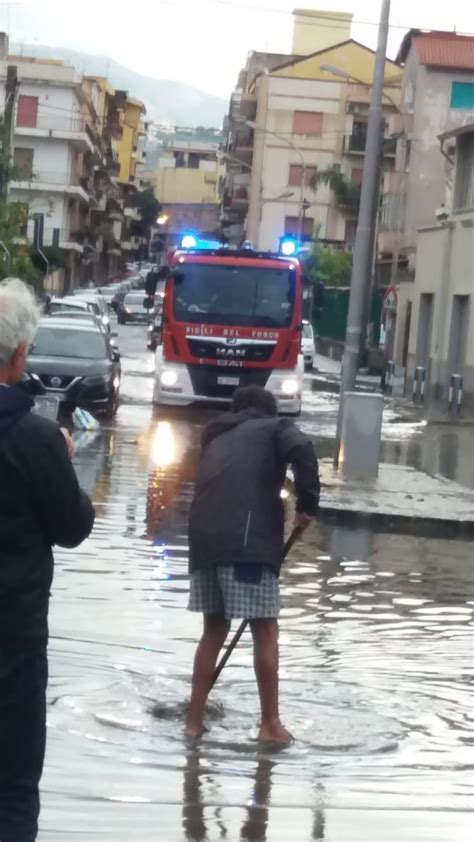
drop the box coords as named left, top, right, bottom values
left=218, top=376, right=240, bottom=386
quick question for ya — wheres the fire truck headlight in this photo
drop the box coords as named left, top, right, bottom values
left=160, top=370, right=178, bottom=388
left=281, top=378, right=299, bottom=395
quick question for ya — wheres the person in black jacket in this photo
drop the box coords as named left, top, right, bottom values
left=186, top=385, right=320, bottom=742
left=0, top=279, right=95, bottom=842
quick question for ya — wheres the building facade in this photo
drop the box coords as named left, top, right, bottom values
left=155, top=137, right=224, bottom=245
left=392, top=31, right=474, bottom=373
left=221, top=11, right=401, bottom=252
left=401, top=124, right=474, bottom=407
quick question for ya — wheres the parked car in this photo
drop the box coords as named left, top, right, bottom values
left=117, top=292, right=152, bottom=324
left=46, top=309, right=108, bottom=334
left=23, top=318, right=121, bottom=418
left=71, top=292, right=111, bottom=332
left=301, top=320, right=315, bottom=371
left=47, top=297, right=94, bottom=317
left=98, top=285, right=120, bottom=308
left=147, top=305, right=164, bottom=350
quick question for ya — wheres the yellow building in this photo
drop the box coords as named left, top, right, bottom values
left=155, top=139, right=224, bottom=243
left=118, top=97, right=147, bottom=186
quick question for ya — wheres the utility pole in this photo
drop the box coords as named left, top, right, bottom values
left=333, top=0, right=391, bottom=468
left=1, top=65, right=19, bottom=201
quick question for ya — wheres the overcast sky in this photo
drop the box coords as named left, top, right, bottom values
left=4, top=0, right=474, bottom=98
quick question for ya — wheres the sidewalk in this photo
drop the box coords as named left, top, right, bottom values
left=317, top=459, right=474, bottom=537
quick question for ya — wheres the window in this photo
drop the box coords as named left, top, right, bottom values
left=288, top=165, right=317, bottom=187
left=16, top=95, right=38, bottom=128
left=284, top=216, right=314, bottom=239
left=454, top=133, right=474, bottom=210
left=13, top=147, right=34, bottom=179
left=173, top=151, right=185, bottom=168
left=173, top=265, right=295, bottom=328
left=450, top=82, right=474, bottom=110
left=293, top=111, right=323, bottom=135
left=188, top=152, right=200, bottom=169
left=351, top=167, right=363, bottom=185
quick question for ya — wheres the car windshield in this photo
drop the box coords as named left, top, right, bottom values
left=172, top=264, right=295, bottom=327
left=30, top=326, right=107, bottom=359
left=124, top=294, right=145, bottom=306
left=302, top=323, right=313, bottom=339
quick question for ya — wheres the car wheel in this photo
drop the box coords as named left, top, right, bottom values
left=117, top=316, right=125, bottom=325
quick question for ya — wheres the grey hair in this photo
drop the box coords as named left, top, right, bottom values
left=0, top=278, right=41, bottom=367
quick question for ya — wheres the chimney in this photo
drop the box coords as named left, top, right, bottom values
left=292, top=9, right=352, bottom=55
left=0, top=32, right=9, bottom=60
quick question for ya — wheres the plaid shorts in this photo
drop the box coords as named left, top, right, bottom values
left=188, top=565, right=280, bottom=620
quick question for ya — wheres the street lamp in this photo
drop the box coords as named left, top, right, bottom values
left=261, top=190, right=295, bottom=207
left=216, top=150, right=252, bottom=172
left=245, top=119, right=307, bottom=244
left=320, top=64, right=402, bottom=113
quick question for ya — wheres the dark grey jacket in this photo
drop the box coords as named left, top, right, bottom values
left=0, top=386, right=95, bottom=649
left=188, top=409, right=320, bottom=574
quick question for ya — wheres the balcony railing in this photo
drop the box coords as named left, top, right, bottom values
left=345, top=132, right=398, bottom=157
left=12, top=170, right=89, bottom=186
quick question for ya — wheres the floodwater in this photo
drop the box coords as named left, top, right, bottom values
left=39, top=325, right=474, bottom=841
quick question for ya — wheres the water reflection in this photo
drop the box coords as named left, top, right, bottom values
left=182, top=747, right=327, bottom=842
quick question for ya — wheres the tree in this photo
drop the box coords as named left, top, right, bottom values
left=303, top=240, right=352, bottom=288
left=131, top=188, right=161, bottom=240
left=310, top=166, right=361, bottom=213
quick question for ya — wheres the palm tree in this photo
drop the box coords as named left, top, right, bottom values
left=310, top=166, right=361, bottom=213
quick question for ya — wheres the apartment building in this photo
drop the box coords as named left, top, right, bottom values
left=401, top=124, right=474, bottom=407
left=155, top=136, right=224, bottom=245
left=221, top=9, right=401, bottom=251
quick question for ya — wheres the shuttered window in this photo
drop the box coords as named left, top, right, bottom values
left=288, top=165, right=317, bottom=187
left=451, top=82, right=474, bottom=110
left=292, top=111, right=323, bottom=135
left=16, top=95, right=39, bottom=128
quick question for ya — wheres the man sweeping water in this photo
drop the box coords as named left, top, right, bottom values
left=186, top=386, right=320, bottom=742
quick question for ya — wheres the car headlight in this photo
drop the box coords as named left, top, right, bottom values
left=160, top=370, right=178, bottom=387
left=281, top=378, right=299, bottom=395
left=113, top=375, right=120, bottom=390
left=102, top=316, right=110, bottom=326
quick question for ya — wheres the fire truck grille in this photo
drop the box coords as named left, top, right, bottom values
left=187, top=365, right=270, bottom=399
left=187, top=338, right=275, bottom=363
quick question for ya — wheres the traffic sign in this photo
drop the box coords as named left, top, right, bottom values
left=383, top=286, right=398, bottom=313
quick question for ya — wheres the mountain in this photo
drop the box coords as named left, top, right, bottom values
left=10, top=43, right=228, bottom=128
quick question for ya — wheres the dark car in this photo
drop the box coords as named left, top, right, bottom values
left=117, top=292, right=151, bottom=324
left=23, top=318, right=121, bottom=418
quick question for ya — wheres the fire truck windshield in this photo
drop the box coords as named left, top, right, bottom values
left=172, top=264, right=296, bottom=328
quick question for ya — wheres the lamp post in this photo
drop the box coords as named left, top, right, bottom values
left=325, top=0, right=391, bottom=468
left=245, top=119, right=307, bottom=245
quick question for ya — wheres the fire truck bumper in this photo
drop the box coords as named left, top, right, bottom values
left=153, top=350, right=303, bottom=415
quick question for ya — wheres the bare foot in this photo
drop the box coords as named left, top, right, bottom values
left=184, top=722, right=207, bottom=739
left=257, top=721, right=294, bottom=745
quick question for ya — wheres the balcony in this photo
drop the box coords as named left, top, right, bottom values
left=10, top=170, right=90, bottom=204
left=344, top=131, right=398, bottom=157
left=15, top=114, right=95, bottom=154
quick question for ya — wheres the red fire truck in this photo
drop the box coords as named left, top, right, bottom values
left=152, top=237, right=304, bottom=415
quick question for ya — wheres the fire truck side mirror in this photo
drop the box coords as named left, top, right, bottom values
left=156, top=266, right=169, bottom=281
left=172, top=271, right=185, bottom=284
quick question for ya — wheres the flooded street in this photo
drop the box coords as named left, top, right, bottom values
left=39, top=322, right=474, bottom=841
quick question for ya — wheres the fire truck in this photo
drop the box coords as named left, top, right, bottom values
left=152, top=236, right=305, bottom=415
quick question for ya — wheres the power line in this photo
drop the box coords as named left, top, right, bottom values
left=152, top=0, right=473, bottom=37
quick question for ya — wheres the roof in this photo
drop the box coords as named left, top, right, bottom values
left=398, top=30, right=474, bottom=70
left=438, top=121, right=474, bottom=142
left=257, top=39, right=401, bottom=88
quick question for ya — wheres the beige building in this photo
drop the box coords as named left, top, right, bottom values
left=221, top=10, right=401, bottom=251
left=391, top=31, right=474, bottom=373
left=155, top=138, right=224, bottom=244
left=402, top=124, right=474, bottom=407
